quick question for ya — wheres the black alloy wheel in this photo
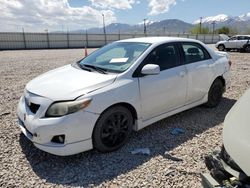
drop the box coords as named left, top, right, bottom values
left=218, top=45, right=225, bottom=51
left=93, top=106, right=133, bottom=152
left=245, top=45, right=250, bottom=53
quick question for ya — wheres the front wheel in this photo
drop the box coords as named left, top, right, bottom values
left=93, top=106, right=133, bottom=152
left=205, top=79, right=224, bottom=108
left=218, top=45, right=225, bottom=51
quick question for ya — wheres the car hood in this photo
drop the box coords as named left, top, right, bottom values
left=219, top=34, right=229, bottom=41
left=26, top=64, right=117, bottom=101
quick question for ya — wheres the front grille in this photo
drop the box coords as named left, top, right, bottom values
left=25, top=98, right=40, bottom=114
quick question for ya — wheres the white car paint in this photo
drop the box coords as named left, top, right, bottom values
left=139, top=64, right=187, bottom=120
left=17, top=37, right=231, bottom=156
left=26, top=64, right=117, bottom=101
left=223, top=88, right=250, bottom=176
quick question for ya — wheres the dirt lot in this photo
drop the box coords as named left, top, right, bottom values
left=0, top=46, right=250, bottom=187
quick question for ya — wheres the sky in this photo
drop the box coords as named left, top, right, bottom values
left=0, top=0, right=249, bottom=32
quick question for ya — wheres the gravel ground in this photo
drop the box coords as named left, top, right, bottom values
left=0, top=46, right=250, bottom=188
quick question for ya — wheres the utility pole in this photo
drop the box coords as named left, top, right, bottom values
left=199, top=17, right=202, bottom=34
left=45, top=29, right=50, bottom=49
left=85, top=29, right=89, bottom=47
left=67, top=27, right=69, bottom=48
left=212, top=21, right=216, bottom=43
left=143, top=18, right=147, bottom=36
left=102, top=13, right=107, bottom=44
left=22, top=27, right=26, bottom=49
left=163, top=26, right=166, bottom=35
left=212, top=21, right=216, bottom=35
left=118, top=29, right=121, bottom=40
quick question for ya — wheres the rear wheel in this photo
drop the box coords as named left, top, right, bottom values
left=205, top=79, right=224, bottom=108
left=244, top=45, right=250, bottom=53
left=93, top=106, right=133, bottom=152
left=218, top=45, right=225, bottom=51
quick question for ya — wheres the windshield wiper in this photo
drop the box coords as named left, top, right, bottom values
left=77, top=62, right=92, bottom=72
left=84, top=64, right=108, bottom=74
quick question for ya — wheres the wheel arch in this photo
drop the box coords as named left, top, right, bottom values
left=216, top=76, right=225, bottom=86
left=218, top=44, right=225, bottom=51
left=210, top=75, right=225, bottom=93
left=218, top=44, right=225, bottom=48
left=96, top=102, right=138, bottom=124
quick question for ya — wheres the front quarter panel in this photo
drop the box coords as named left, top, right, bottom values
left=81, top=77, right=141, bottom=119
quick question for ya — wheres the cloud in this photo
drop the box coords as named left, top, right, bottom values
left=89, top=0, right=137, bottom=10
left=148, top=0, right=177, bottom=16
left=0, top=0, right=117, bottom=32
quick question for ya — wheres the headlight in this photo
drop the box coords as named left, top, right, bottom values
left=45, top=98, right=92, bottom=117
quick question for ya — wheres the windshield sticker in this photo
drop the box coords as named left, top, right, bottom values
left=109, top=58, right=128, bottom=63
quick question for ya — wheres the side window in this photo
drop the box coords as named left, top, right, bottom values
left=143, top=44, right=180, bottom=71
left=238, top=36, right=247, bottom=40
left=243, top=36, right=250, bottom=40
left=181, top=43, right=211, bottom=64
left=229, top=37, right=237, bottom=41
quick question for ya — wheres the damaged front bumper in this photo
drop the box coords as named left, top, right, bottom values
left=201, top=147, right=250, bottom=188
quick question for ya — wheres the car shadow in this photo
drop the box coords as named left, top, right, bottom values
left=19, top=97, right=236, bottom=187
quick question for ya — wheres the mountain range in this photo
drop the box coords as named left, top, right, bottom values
left=193, top=13, right=250, bottom=33
left=74, top=12, right=250, bottom=34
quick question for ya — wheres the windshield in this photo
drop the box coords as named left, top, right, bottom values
left=79, top=42, right=151, bottom=73
left=219, top=34, right=229, bottom=41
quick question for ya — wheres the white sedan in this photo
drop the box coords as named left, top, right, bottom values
left=17, top=37, right=231, bottom=156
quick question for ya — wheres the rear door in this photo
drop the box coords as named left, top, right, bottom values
left=236, top=36, right=250, bottom=48
left=179, top=42, right=214, bottom=104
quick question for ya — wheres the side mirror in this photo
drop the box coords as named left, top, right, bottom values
left=141, top=64, right=160, bottom=75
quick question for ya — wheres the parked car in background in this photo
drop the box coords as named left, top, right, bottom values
left=17, top=37, right=231, bottom=156
left=216, top=35, right=250, bottom=52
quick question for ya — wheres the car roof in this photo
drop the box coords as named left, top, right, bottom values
left=118, top=37, right=200, bottom=44
left=234, top=35, right=250, bottom=37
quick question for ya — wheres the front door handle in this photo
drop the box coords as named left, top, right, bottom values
left=179, top=71, right=186, bottom=77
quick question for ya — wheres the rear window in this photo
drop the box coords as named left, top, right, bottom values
left=181, top=42, right=211, bottom=64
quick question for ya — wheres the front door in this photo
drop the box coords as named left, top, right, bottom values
left=138, top=43, right=188, bottom=121
left=225, top=36, right=237, bottom=49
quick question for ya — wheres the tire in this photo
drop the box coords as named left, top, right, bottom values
left=205, top=79, right=224, bottom=108
left=218, top=45, right=225, bottom=51
left=244, top=45, right=250, bottom=53
left=93, top=106, right=133, bottom=152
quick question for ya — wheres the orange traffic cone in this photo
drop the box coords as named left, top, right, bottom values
left=84, top=45, right=88, bottom=57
